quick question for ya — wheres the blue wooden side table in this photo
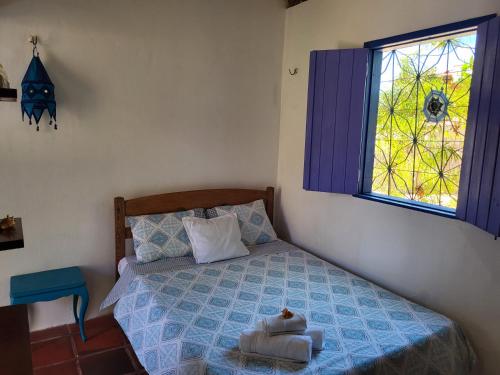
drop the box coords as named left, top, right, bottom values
left=10, top=266, right=88, bottom=342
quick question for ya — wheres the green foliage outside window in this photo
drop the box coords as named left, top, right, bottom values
left=371, top=33, right=476, bottom=209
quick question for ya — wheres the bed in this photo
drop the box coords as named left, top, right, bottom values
left=103, top=187, right=476, bottom=374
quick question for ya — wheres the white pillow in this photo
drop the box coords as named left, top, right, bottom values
left=182, top=213, right=249, bottom=264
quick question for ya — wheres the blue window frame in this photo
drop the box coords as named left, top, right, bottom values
left=358, top=14, right=496, bottom=218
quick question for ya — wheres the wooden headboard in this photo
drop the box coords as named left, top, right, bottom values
left=114, top=187, right=274, bottom=280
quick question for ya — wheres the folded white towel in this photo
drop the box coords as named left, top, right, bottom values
left=256, top=321, right=324, bottom=350
left=239, top=329, right=312, bottom=362
left=262, top=312, right=307, bottom=335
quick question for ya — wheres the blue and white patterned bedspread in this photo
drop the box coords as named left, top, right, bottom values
left=113, top=240, right=475, bottom=374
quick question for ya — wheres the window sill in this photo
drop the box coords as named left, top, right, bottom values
left=353, top=193, right=457, bottom=219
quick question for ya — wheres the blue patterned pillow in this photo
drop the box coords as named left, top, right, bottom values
left=211, top=200, right=277, bottom=246
left=205, top=207, right=218, bottom=219
left=128, top=208, right=204, bottom=263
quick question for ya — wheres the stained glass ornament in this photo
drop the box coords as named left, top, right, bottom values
left=423, top=90, right=449, bottom=123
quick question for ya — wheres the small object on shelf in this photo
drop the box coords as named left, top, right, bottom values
left=0, top=215, right=16, bottom=231
left=281, top=308, right=294, bottom=319
left=10, top=266, right=89, bottom=342
left=0, top=217, right=24, bottom=251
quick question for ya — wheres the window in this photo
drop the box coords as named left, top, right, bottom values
left=363, top=32, right=477, bottom=211
left=303, top=15, right=500, bottom=236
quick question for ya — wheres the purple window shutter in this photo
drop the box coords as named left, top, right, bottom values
left=303, top=48, right=369, bottom=194
left=457, top=16, right=500, bottom=236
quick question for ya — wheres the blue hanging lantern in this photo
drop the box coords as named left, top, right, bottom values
left=21, top=37, right=57, bottom=131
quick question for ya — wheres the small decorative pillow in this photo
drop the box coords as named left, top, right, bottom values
left=209, top=199, right=277, bottom=246
left=182, top=213, right=249, bottom=264
left=128, top=208, right=204, bottom=263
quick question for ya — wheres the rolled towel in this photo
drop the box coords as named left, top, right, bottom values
left=306, top=328, right=325, bottom=351
left=262, top=312, right=307, bottom=335
left=239, top=329, right=312, bottom=362
left=256, top=321, right=324, bottom=351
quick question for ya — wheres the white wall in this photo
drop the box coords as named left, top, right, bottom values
left=277, top=1, right=500, bottom=374
left=0, top=0, right=285, bottom=330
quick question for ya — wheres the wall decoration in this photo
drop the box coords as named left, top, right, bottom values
left=21, top=36, right=57, bottom=131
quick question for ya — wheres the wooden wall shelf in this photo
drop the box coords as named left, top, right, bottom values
left=0, top=218, right=24, bottom=251
left=0, top=88, right=17, bottom=102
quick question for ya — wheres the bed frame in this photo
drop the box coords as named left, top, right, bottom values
left=114, top=187, right=274, bottom=280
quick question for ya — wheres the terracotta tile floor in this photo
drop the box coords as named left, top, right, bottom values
left=31, top=314, right=145, bottom=375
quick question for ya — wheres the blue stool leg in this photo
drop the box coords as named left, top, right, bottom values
left=73, top=295, right=79, bottom=323
left=77, top=287, right=89, bottom=342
